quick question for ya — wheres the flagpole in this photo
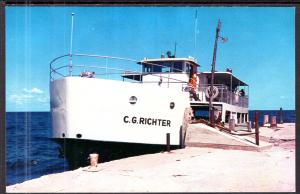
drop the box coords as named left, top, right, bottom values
left=194, top=10, right=198, bottom=56
left=69, top=13, right=75, bottom=76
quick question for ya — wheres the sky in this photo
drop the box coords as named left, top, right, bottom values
left=6, top=6, right=295, bottom=111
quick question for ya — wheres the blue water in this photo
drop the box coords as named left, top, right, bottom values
left=248, top=110, right=296, bottom=126
left=6, top=112, right=69, bottom=186
left=6, top=110, right=295, bottom=186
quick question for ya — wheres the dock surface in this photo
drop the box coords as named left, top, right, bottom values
left=6, top=123, right=295, bottom=192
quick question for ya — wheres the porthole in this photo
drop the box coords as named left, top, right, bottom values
left=170, top=102, right=175, bottom=109
left=76, top=134, right=82, bottom=138
left=129, top=96, right=137, bottom=105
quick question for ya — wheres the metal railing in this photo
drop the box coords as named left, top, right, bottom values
left=49, top=53, right=189, bottom=84
left=183, top=83, right=248, bottom=107
left=199, top=84, right=248, bottom=108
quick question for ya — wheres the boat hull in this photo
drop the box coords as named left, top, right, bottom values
left=53, top=138, right=179, bottom=169
left=50, top=77, right=190, bottom=150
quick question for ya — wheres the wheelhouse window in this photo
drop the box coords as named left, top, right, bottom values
left=185, top=62, right=191, bottom=73
left=172, top=62, right=183, bottom=72
left=142, top=61, right=184, bottom=73
left=162, top=65, right=170, bottom=73
left=143, top=64, right=153, bottom=73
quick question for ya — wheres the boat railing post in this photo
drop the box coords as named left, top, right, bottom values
left=166, top=133, right=170, bottom=152
left=279, top=107, right=283, bottom=124
left=247, top=121, right=252, bottom=132
left=179, top=127, right=184, bottom=149
left=242, top=96, right=243, bottom=107
left=255, top=111, right=260, bottom=146
left=240, top=96, right=242, bottom=107
left=140, top=62, right=143, bottom=83
left=226, top=90, right=228, bottom=103
left=203, top=85, right=205, bottom=100
left=242, top=96, right=244, bottom=107
left=167, top=71, right=170, bottom=88
left=229, top=118, right=235, bottom=131
left=221, top=85, right=223, bottom=103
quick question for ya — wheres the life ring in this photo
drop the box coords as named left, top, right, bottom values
left=205, top=86, right=219, bottom=99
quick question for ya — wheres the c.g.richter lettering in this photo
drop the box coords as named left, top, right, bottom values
left=123, top=116, right=171, bottom=127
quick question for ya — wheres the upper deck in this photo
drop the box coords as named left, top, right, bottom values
left=49, top=53, right=248, bottom=108
left=196, top=71, right=248, bottom=108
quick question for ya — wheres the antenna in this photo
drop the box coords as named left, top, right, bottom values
left=174, top=42, right=177, bottom=58
left=69, top=13, right=75, bottom=76
left=194, top=10, right=198, bottom=55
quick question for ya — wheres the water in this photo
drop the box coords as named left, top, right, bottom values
left=6, top=112, right=68, bottom=186
left=248, top=110, right=296, bottom=126
left=6, top=110, right=295, bottom=186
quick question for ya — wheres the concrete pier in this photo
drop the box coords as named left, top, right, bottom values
left=185, top=123, right=272, bottom=151
left=6, top=123, right=295, bottom=192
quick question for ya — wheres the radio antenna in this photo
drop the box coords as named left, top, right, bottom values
left=194, top=10, right=198, bottom=55
left=69, top=13, right=75, bottom=76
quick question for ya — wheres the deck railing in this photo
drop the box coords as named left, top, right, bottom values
left=50, top=53, right=188, bottom=84
left=199, top=84, right=248, bottom=108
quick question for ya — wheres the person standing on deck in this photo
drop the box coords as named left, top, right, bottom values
left=189, top=64, right=199, bottom=101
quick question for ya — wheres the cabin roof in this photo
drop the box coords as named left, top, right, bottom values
left=138, top=57, right=200, bottom=67
left=201, top=71, right=248, bottom=87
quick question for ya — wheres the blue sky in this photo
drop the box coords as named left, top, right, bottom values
left=6, top=6, right=295, bottom=111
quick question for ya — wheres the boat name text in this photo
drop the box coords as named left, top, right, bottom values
left=123, top=116, right=171, bottom=127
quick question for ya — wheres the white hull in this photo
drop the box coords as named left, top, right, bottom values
left=50, top=77, right=190, bottom=145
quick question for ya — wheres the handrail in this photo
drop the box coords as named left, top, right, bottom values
left=194, top=83, right=248, bottom=108
left=74, top=53, right=185, bottom=72
left=49, top=53, right=189, bottom=84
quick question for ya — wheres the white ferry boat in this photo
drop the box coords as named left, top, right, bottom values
left=50, top=19, right=249, bottom=168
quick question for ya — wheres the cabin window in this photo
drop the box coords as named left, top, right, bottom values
left=185, top=63, right=191, bottom=73
left=143, top=61, right=185, bottom=73
left=162, top=66, right=170, bottom=73
left=153, top=65, right=162, bottom=72
left=143, top=64, right=153, bottom=73
left=172, top=62, right=183, bottom=72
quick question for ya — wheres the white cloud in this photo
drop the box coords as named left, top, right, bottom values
left=9, top=94, right=34, bottom=105
left=23, top=87, right=44, bottom=94
left=8, top=87, right=48, bottom=105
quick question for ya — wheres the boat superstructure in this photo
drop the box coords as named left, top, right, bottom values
left=192, top=71, right=249, bottom=123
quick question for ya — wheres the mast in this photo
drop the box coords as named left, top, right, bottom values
left=194, top=10, right=198, bottom=56
left=69, top=13, right=75, bottom=76
left=209, top=19, right=221, bottom=127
